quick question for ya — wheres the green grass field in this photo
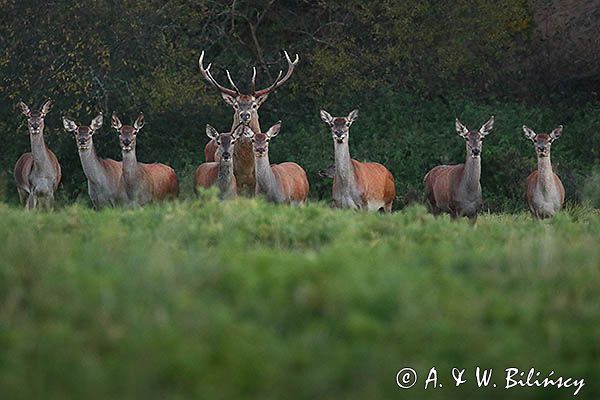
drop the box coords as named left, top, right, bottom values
left=1, top=198, right=599, bottom=399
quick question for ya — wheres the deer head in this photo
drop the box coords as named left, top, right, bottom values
left=17, top=100, right=52, bottom=135
left=111, top=113, right=144, bottom=153
left=523, top=125, right=563, bottom=158
left=242, top=121, right=282, bottom=158
left=63, top=113, right=103, bottom=151
left=320, top=109, right=359, bottom=145
left=199, top=51, right=298, bottom=125
left=455, top=116, right=494, bottom=158
left=206, top=124, right=243, bottom=163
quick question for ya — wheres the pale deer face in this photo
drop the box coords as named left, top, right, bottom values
left=221, top=94, right=267, bottom=125
left=320, top=109, right=359, bottom=144
left=18, top=100, right=52, bottom=135
left=455, top=116, right=494, bottom=158
left=112, top=113, right=144, bottom=153
left=206, top=125, right=241, bottom=163
left=243, top=122, right=282, bottom=158
left=63, top=114, right=103, bottom=151
left=523, top=125, right=563, bottom=158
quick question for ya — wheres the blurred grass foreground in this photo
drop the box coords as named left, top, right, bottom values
left=1, top=199, right=599, bottom=399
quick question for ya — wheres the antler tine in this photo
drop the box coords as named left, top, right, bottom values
left=251, top=67, right=257, bottom=94
left=254, top=50, right=299, bottom=97
left=225, top=70, right=242, bottom=95
left=198, top=50, right=239, bottom=97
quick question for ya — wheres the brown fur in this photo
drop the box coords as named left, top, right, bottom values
left=423, top=164, right=465, bottom=215
left=204, top=140, right=217, bottom=162
left=100, top=158, right=124, bottom=182
left=350, top=160, right=395, bottom=211
left=194, top=162, right=238, bottom=194
left=268, top=162, right=310, bottom=202
left=138, top=162, right=179, bottom=200
left=14, top=147, right=61, bottom=204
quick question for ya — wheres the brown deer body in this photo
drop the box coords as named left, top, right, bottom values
left=424, top=117, right=494, bottom=221
left=112, top=113, right=178, bottom=206
left=523, top=125, right=565, bottom=219
left=195, top=124, right=241, bottom=200
left=243, top=122, right=309, bottom=205
left=14, top=100, right=61, bottom=210
left=320, top=109, right=395, bottom=212
left=63, top=113, right=128, bottom=209
left=199, top=51, right=298, bottom=195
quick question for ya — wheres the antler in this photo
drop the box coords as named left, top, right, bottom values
left=254, top=50, right=299, bottom=97
left=198, top=51, right=240, bottom=97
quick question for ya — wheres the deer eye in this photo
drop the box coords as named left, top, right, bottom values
left=266, top=139, right=270, bottom=143
left=233, top=103, right=239, bottom=110
left=252, top=103, right=258, bottom=109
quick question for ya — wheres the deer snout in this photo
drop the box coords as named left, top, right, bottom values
left=471, top=148, right=481, bottom=156
left=221, top=151, right=231, bottom=160
left=122, top=138, right=131, bottom=146
left=255, top=147, right=267, bottom=156
left=240, top=112, right=251, bottom=123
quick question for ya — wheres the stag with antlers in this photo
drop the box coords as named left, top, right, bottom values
left=198, top=50, right=298, bottom=195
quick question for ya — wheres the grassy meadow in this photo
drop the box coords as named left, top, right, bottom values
left=1, top=197, right=599, bottom=399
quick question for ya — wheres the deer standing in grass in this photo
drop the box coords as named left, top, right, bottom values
left=14, top=100, right=61, bottom=210
left=63, top=113, right=128, bottom=209
left=198, top=50, right=298, bottom=195
left=522, top=125, right=565, bottom=219
left=319, top=109, right=396, bottom=212
left=111, top=113, right=179, bottom=206
left=242, top=122, right=309, bottom=205
left=195, top=124, right=242, bottom=200
left=423, top=116, right=494, bottom=221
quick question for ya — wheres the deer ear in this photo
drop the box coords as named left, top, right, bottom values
left=41, top=99, right=52, bottom=115
left=206, top=124, right=219, bottom=140
left=480, top=116, right=494, bottom=136
left=266, top=121, right=282, bottom=138
left=134, top=113, right=144, bottom=130
left=320, top=110, right=333, bottom=126
left=111, top=114, right=122, bottom=130
left=63, top=117, right=78, bottom=132
left=90, top=113, right=103, bottom=131
left=522, top=125, right=536, bottom=140
left=17, top=101, right=31, bottom=116
left=221, top=93, right=236, bottom=106
left=347, top=109, right=359, bottom=124
left=455, top=118, right=469, bottom=137
left=550, top=125, right=563, bottom=141
left=242, top=126, right=254, bottom=138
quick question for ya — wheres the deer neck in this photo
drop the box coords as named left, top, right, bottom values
left=255, top=153, right=282, bottom=199
left=460, top=150, right=481, bottom=193
left=121, top=149, right=141, bottom=186
left=536, top=154, right=556, bottom=194
left=217, top=160, right=235, bottom=193
left=78, top=140, right=107, bottom=186
left=30, top=131, right=54, bottom=172
left=334, top=141, right=356, bottom=190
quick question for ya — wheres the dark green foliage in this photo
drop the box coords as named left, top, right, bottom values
left=0, top=1, right=598, bottom=210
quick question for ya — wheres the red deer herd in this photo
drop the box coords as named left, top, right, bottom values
left=14, top=51, right=565, bottom=219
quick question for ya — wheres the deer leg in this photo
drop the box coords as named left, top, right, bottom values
left=17, top=188, right=29, bottom=205
left=26, top=194, right=36, bottom=210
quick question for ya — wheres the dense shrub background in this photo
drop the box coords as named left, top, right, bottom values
left=0, top=0, right=598, bottom=210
